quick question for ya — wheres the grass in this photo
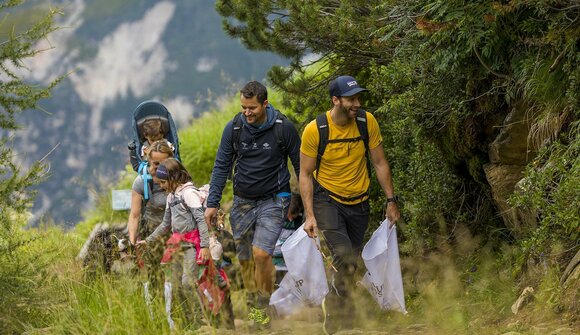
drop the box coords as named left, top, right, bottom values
left=15, top=221, right=575, bottom=335
left=43, top=274, right=168, bottom=334
left=179, top=98, right=238, bottom=187
left=4, top=192, right=574, bottom=334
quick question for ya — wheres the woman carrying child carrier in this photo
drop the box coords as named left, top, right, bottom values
left=127, top=140, right=174, bottom=290
left=139, top=158, right=210, bottom=330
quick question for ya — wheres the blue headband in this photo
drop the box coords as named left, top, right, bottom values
left=156, top=164, right=169, bottom=180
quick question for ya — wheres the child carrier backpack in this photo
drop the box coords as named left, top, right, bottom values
left=128, top=100, right=180, bottom=201
left=128, top=100, right=181, bottom=173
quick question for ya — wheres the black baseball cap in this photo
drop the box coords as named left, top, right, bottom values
left=329, top=75, right=368, bottom=97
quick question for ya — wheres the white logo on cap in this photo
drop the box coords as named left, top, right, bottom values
left=347, top=80, right=357, bottom=87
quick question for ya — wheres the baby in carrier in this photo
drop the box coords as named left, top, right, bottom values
left=139, top=119, right=175, bottom=158
left=128, top=101, right=179, bottom=173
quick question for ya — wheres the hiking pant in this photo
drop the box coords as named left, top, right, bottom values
left=230, top=194, right=290, bottom=307
left=142, top=238, right=164, bottom=291
left=165, top=245, right=204, bottom=329
left=313, top=182, right=369, bottom=317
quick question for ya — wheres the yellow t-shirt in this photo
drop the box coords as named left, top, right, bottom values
left=301, top=110, right=383, bottom=204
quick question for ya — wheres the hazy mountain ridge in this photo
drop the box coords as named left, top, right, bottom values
left=12, top=0, right=287, bottom=226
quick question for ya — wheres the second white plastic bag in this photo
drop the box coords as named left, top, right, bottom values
left=361, top=219, right=407, bottom=313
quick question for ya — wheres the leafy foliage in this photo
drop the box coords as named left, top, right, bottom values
left=216, top=0, right=579, bottom=261
left=509, top=122, right=580, bottom=273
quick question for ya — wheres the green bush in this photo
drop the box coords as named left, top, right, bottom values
left=509, top=122, right=580, bottom=274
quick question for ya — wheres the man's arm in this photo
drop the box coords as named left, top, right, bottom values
left=370, top=144, right=400, bottom=224
left=205, top=121, right=234, bottom=225
left=299, top=152, right=318, bottom=238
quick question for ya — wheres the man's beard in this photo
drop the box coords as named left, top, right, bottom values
left=338, top=101, right=356, bottom=118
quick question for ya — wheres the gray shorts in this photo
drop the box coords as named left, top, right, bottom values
left=230, top=195, right=290, bottom=260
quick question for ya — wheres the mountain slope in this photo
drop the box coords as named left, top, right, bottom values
left=11, top=0, right=287, bottom=226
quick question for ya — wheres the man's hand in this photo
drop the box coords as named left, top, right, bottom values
left=199, top=247, right=210, bottom=262
left=204, top=207, right=218, bottom=227
left=136, top=240, right=147, bottom=248
left=386, top=202, right=400, bottom=227
left=303, top=216, right=318, bottom=238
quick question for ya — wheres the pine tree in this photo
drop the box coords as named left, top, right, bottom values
left=0, top=1, right=61, bottom=331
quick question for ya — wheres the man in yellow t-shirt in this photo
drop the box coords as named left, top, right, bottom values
left=299, top=75, right=400, bottom=332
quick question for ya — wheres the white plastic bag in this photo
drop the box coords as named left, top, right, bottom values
left=270, top=225, right=329, bottom=316
left=361, top=219, right=407, bottom=313
left=269, top=274, right=304, bottom=316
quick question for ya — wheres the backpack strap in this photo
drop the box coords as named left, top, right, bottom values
left=137, top=164, right=164, bottom=239
left=228, top=113, right=244, bottom=180
left=316, top=113, right=363, bottom=175
left=169, top=184, right=204, bottom=212
left=231, top=113, right=243, bottom=156
left=315, top=113, right=329, bottom=177
left=230, top=110, right=289, bottom=178
left=167, top=190, right=195, bottom=231
left=273, top=110, right=288, bottom=158
left=355, top=109, right=371, bottom=178
left=169, top=196, right=187, bottom=211
left=231, top=111, right=288, bottom=157
left=138, top=162, right=153, bottom=201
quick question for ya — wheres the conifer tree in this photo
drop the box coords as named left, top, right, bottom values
left=0, top=2, right=61, bottom=331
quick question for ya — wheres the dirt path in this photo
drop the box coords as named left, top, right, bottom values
left=193, top=315, right=578, bottom=335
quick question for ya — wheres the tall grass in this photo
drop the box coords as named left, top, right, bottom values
left=25, top=225, right=572, bottom=335
left=36, top=269, right=169, bottom=335
left=350, top=228, right=519, bottom=334
left=0, top=224, right=77, bottom=334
